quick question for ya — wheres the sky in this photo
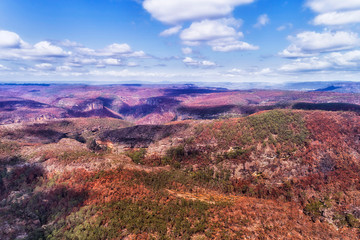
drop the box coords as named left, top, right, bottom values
left=0, top=0, right=360, bottom=84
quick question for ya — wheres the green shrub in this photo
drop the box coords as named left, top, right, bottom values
left=58, top=150, right=101, bottom=164
left=304, top=200, right=325, bottom=220
left=48, top=199, right=210, bottom=239
left=166, top=145, right=185, bottom=161
left=333, top=213, right=360, bottom=228
left=218, top=147, right=248, bottom=162
left=346, top=214, right=360, bottom=228
left=247, top=110, right=309, bottom=146
left=0, top=141, right=20, bottom=155
left=125, top=148, right=147, bottom=164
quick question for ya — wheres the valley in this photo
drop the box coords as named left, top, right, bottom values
left=0, top=84, right=360, bottom=239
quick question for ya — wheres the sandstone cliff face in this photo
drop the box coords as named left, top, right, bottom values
left=70, top=99, right=104, bottom=112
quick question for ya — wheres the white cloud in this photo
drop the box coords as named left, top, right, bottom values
left=56, top=66, right=72, bottom=72
left=280, top=31, right=360, bottom=57
left=102, top=58, right=123, bottom=66
left=280, top=58, right=332, bottom=72
left=0, top=29, right=150, bottom=77
left=209, top=38, right=259, bottom=52
left=254, top=14, right=270, bottom=28
left=277, top=23, right=293, bottom=31
left=313, top=10, right=360, bottom=25
left=102, top=43, right=132, bottom=55
left=0, top=64, right=10, bottom=70
left=228, top=68, right=245, bottom=74
left=307, top=0, right=360, bottom=26
left=160, top=25, right=182, bottom=36
left=59, top=39, right=83, bottom=47
left=31, top=41, right=70, bottom=57
left=326, top=50, right=360, bottom=66
left=183, top=57, right=217, bottom=68
left=181, top=18, right=241, bottom=43
left=306, top=0, right=360, bottom=13
left=279, top=50, right=360, bottom=72
left=124, top=50, right=147, bottom=58
left=89, top=69, right=177, bottom=78
left=143, top=0, right=254, bottom=24
left=74, top=44, right=147, bottom=58
left=143, top=1, right=257, bottom=53
left=0, top=30, right=28, bottom=48
left=182, top=47, right=193, bottom=55
left=180, top=18, right=257, bottom=52
left=227, top=67, right=273, bottom=76
left=75, top=47, right=97, bottom=56
left=0, top=40, right=70, bottom=61
left=70, top=58, right=98, bottom=66
left=127, top=62, right=139, bottom=67
left=35, top=63, right=53, bottom=70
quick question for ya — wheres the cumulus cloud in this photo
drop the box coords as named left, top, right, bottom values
left=183, top=57, right=217, bottom=68
left=180, top=18, right=258, bottom=52
left=143, top=1, right=257, bottom=53
left=70, top=43, right=147, bottom=59
left=160, top=25, right=182, bottom=36
left=181, top=18, right=241, bottom=43
left=306, top=0, right=360, bottom=13
left=31, top=41, right=70, bottom=57
left=0, top=29, right=150, bottom=78
left=279, top=50, right=360, bottom=72
left=279, top=58, right=332, bottom=72
left=0, top=30, right=28, bottom=48
left=254, top=14, right=270, bottom=28
left=327, top=50, right=360, bottom=66
left=0, top=40, right=70, bottom=61
left=143, top=0, right=254, bottom=24
left=35, top=63, right=54, bottom=70
left=101, top=58, right=123, bottom=66
left=209, top=38, right=259, bottom=52
left=279, top=31, right=360, bottom=58
left=103, top=43, right=132, bottom=54
left=307, top=0, right=360, bottom=25
left=313, top=10, right=360, bottom=25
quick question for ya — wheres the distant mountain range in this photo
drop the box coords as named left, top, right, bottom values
left=1, top=82, right=360, bottom=125
left=193, top=81, right=360, bottom=93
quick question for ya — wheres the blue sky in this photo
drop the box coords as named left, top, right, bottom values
left=0, top=0, right=360, bottom=84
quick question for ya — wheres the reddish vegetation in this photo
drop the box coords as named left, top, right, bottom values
left=1, top=84, right=360, bottom=239
left=54, top=169, right=154, bottom=205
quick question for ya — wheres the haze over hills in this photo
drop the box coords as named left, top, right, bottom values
left=1, top=82, right=360, bottom=125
